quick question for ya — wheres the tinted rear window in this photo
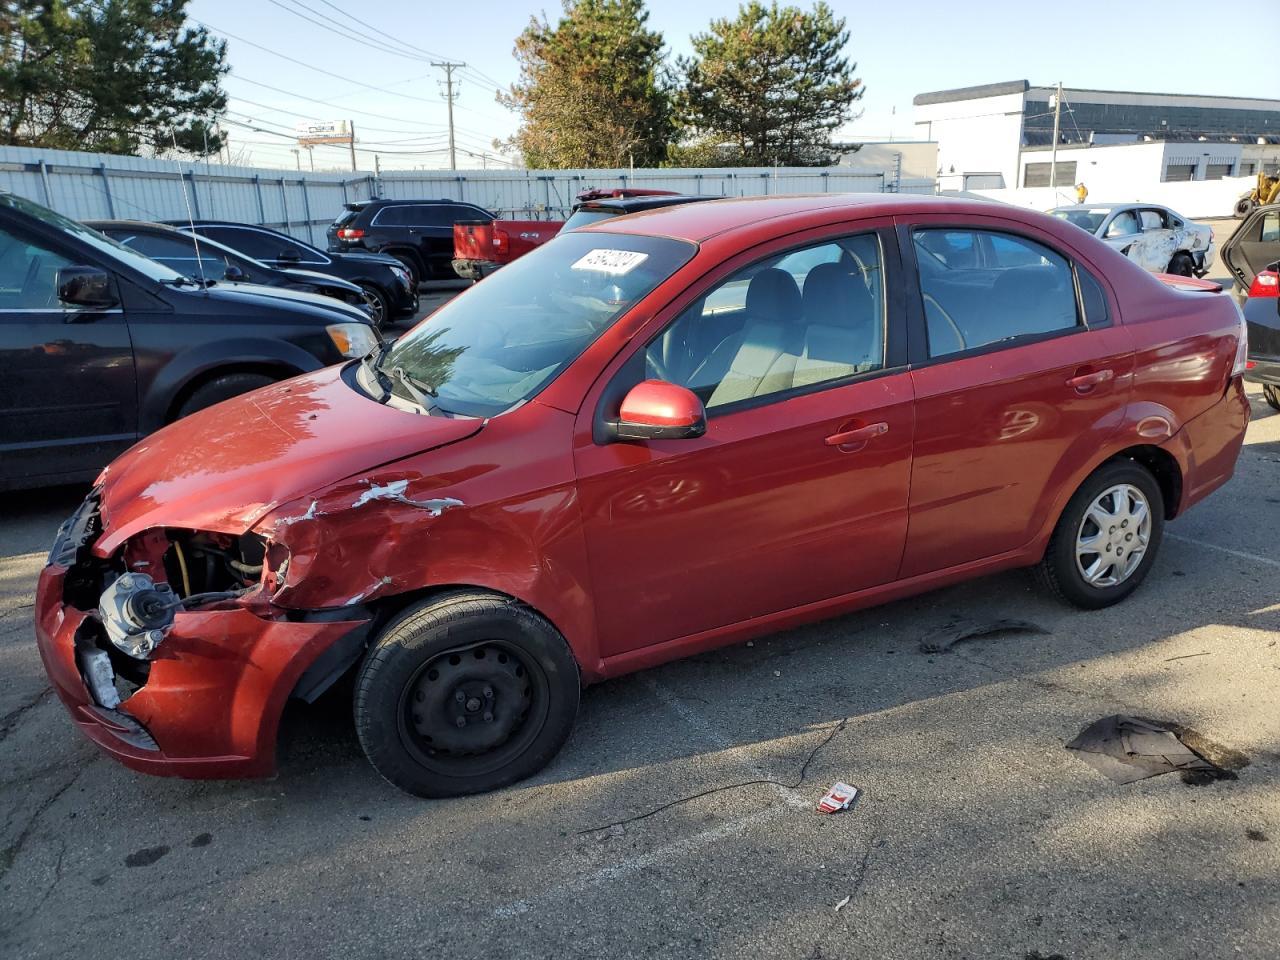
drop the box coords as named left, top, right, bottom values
left=564, top=208, right=620, bottom=230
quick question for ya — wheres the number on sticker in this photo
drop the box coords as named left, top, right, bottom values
left=571, top=249, right=650, bottom=275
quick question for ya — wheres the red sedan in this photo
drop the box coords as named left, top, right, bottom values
left=36, top=195, right=1250, bottom=797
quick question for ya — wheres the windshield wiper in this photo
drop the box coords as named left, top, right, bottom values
left=388, top=365, right=439, bottom=409
left=360, top=341, right=394, bottom=401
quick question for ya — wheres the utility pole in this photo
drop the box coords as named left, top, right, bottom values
left=433, top=61, right=465, bottom=170
left=348, top=120, right=358, bottom=172
left=1049, top=81, right=1062, bottom=192
left=291, top=148, right=301, bottom=171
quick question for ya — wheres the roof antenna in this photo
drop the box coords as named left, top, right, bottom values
left=172, top=127, right=209, bottom=291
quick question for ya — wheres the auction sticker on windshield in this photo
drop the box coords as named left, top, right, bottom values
left=571, top=249, right=649, bottom=275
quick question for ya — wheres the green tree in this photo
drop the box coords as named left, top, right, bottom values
left=677, top=1, right=862, bottom=166
left=0, top=0, right=227, bottom=155
left=502, top=0, right=673, bottom=169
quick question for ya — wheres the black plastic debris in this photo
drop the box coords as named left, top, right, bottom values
left=1066, top=715, right=1234, bottom=784
left=918, top=618, right=1049, bottom=654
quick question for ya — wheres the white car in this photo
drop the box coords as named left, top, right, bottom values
left=1048, top=203, right=1214, bottom=277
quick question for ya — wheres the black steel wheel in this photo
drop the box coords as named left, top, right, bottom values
left=354, top=591, right=580, bottom=797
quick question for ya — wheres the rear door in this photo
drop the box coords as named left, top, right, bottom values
left=900, top=217, right=1133, bottom=577
left=1221, top=207, right=1280, bottom=289
left=1135, top=208, right=1177, bottom=273
left=0, top=222, right=137, bottom=486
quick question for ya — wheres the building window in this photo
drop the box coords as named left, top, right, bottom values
left=1163, top=159, right=1198, bottom=182
left=1205, top=158, right=1235, bottom=180
left=1022, top=161, right=1076, bottom=188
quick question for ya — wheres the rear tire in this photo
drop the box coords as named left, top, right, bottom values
left=1264, top=384, right=1280, bottom=412
left=176, top=372, right=276, bottom=419
left=1034, top=460, right=1165, bottom=609
left=354, top=591, right=580, bottom=798
left=1167, top=252, right=1195, bottom=277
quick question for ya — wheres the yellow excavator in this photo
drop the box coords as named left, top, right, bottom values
left=1235, top=169, right=1280, bottom=217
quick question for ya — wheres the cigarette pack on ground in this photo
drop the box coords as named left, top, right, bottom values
left=816, top=782, right=860, bottom=814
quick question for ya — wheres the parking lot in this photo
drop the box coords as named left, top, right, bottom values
left=2, top=338, right=1278, bottom=959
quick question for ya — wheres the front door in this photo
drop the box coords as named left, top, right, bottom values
left=900, top=221, right=1133, bottom=577
left=0, top=224, right=136, bottom=486
left=574, top=227, right=915, bottom=659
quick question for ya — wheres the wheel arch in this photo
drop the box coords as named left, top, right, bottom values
left=163, top=359, right=303, bottom=424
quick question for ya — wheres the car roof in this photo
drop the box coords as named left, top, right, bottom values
left=85, top=219, right=183, bottom=233
left=581, top=193, right=1016, bottom=243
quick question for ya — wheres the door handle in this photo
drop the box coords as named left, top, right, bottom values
left=1067, top=368, right=1114, bottom=392
left=825, top=421, right=889, bottom=447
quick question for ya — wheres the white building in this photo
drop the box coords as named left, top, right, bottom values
left=914, top=81, right=1280, bottom=191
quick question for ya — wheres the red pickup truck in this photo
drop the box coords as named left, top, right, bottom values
left=451, top=189, right=677, bottom=280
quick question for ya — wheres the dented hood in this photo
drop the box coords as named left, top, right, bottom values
left=95, top=365, right=482, bottom=553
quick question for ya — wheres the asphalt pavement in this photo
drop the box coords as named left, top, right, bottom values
left=1, top=369, right=1277, bottom=959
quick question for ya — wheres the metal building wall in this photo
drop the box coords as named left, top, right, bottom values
left=0, top=145, right=936, bottom=240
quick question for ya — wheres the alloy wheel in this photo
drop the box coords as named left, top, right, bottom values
left=1075, top=483, right=1152, bottom=587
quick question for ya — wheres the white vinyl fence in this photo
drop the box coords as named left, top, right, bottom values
left=0, top=144, right=933, bottom=245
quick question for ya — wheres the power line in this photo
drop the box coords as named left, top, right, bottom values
left=266, top=0, right=434, bottom=63
left=197, top=20, right=446, bottom=105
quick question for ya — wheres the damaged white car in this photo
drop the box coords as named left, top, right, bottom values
left=1049, top=203, right=1214, bottom=277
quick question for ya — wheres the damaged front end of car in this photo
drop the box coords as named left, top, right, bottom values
left=36, top=487, right=376, bottom=779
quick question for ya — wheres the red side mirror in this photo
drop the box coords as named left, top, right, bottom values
left=609, top=380, right=707, bottom=442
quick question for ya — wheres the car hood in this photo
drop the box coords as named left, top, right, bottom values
left=94, top=365, right=483, bottom=553
left=279, top=268, right=362, bottom=293
left=331, top=250, right=400, bottom=267
left=201, top=281, right=370, bottom=322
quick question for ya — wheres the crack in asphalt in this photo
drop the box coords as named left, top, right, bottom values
left=0, top=687, right=53, bottom=744
left=0, top=765, right=81, bottom=886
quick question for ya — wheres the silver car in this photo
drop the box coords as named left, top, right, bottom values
left=1048, top=203, right=1214, bottom=277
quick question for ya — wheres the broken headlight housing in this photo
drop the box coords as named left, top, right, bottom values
left=98, top=572, right=178, bottom=659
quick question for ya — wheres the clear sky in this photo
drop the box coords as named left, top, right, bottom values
left=187, top=0, right=1278, bottom=171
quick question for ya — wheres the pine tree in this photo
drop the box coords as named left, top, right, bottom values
left=677, top=1, right=863, bottom=166
left=0, top=0, right=227, bottom=155
left=503, top=0, right=673, bottom=169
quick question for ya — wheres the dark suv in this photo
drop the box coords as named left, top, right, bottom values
left=167, top=220, right=419, bottom=326
left=327, top=199, right=495, bottom=284
left=0, top=192, right=380, bottom=491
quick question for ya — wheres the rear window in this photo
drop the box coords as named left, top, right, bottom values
left=564, top=208, right=621, bottom=231
left=332, top=208, right=360, bottom=228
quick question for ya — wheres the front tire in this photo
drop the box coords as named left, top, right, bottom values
left=1264, top=384, right=1280, bottom=412
left=354, top=591, right=580, bottom=797
left=176, top=372, right=276, bottom=419
left=358, top=283, right=390, bottom=328
left=1035, top=460, right=1165, bottom=609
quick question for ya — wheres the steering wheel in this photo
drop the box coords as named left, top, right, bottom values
left=922, top=293, right=966, bottom=354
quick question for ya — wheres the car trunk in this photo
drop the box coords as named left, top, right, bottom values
left=1220, top=206, right=1280, bottom=289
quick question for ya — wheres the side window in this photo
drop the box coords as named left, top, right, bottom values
left=373, top=205, right=410, bottom=227
left=1105, top=211, right=1140, bottom=238
left=202, top=227, right=276, bottom=260
left=1139, top=209, right=1167, bottom=231
left=0, top=228, right=78, bottom=310
left=1077, top=267, right=1110, bottom=327
left=1261, top=212, right=1280, bottom=243
left=114, top=231, right=229, bottom=278
left=644, top=234, right=884, bottom=411
left=913, top=229, right=1079, bottom=359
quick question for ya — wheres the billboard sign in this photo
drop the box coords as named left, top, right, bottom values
left=295, top=120, right=351, bottom=145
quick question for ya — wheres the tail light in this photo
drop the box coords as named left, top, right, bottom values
left=1247, top=270, right=1279, bottom=298
left=337, top=228, right=365, bottom=240
left=492, top=227, right=509, bottom=255
left=1231, top=299, right=1249, bottom=378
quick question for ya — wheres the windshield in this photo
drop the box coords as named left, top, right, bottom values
left=0, top=193, right=188, bottom=283
left=563, top=207, right=621, bottom=231
left=377, top=231, right=695, bottom=417
left=1050, top=207, right=1111, bottom=233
